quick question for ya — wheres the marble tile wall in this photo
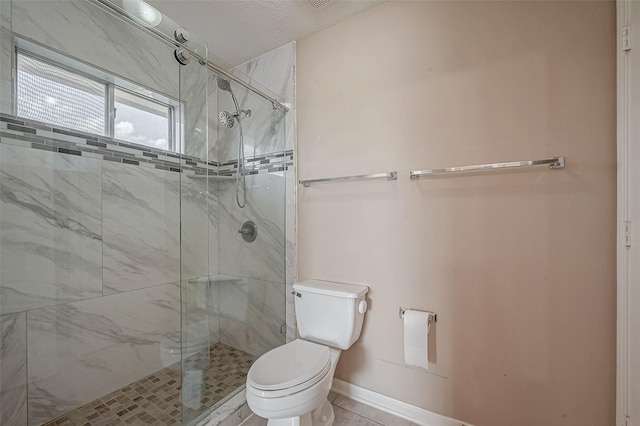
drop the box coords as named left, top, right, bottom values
left=216, top=42, right=297, bottom=346
left=218, top=172, right=286, bottom=284
left=182, top=53, right=211, bottom=162
left=234, top=43, right=297, bottom=342
left=26, top=283, right=180, bottom=425
left=212, top=166, right=293, bottom=355
left=0, top=312, right=27, bottom=425
left=181, top=276, right=217, bottom=355
left=209, top=180, right=221, bottom=277
left=0, top=143, right=103, bottom=314
left=205, top=274, right=257, bottom=351
left=102, top=161, right=180, bottom=294
left=235, top=43, right=296, bottom=154
left=182, top=176, right=217, bottom=281
left=208, top=276, right=221, bottom=344
left=285, top=167, right=297, bottom=342
left=218, top=277, right=285, bottom=358
left=212, top=43, right=293, bottom=163
left=207, top=72, right=221, bottom=165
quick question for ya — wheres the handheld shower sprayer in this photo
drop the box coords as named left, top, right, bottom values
left=216, top=77, right=249, bottom=209
left=216, top=77, right=231, bottom=92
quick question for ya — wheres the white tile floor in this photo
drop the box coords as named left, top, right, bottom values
left=241, top=392, right=420, bottom=426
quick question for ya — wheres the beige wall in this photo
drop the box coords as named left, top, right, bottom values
left=296, top=2, right=616, bottom=425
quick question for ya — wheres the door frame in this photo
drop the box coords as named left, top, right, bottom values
left=618, top=1, right=633, bottom=425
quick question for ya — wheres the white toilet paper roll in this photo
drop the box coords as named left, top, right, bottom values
left=403, top=310, right=430, bottom=369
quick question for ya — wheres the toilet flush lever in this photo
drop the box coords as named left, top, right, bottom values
left=291, top=291, right=302, bottom=297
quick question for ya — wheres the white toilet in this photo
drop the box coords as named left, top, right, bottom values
left=246, top=279, right=369, bottom=426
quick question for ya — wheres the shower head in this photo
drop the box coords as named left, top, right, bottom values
left=218, top=77, right=251, bottom=130
left=219, top=109, right=252, bottom=128
left=216, top=77, right=232, bottom=92
left=219, top=111, right=235, bottom=128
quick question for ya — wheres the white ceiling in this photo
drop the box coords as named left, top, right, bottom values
left=150, top=0, right=385, bottom=66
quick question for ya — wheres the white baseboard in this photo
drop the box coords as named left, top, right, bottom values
left=331, top=379, right=474, bottom=426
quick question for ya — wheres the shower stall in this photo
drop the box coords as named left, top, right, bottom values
left=0, top=1, right=294, bottom=425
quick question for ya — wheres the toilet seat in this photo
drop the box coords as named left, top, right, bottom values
left=247, top=340, right=331, bottom=398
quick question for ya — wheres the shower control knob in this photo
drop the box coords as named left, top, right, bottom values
left=238, top=221, right=258, bottom=243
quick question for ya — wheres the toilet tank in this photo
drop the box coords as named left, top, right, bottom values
left=293, top=279, right=369, bottom=350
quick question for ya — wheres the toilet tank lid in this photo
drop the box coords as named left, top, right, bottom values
left=293, top=279, right=368, bottom=299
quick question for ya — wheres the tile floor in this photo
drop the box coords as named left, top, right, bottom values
left=42, top=343, right=256, bottom=426
left=40, top=345, right=417, bottom=426
left=241, top=392, right=420, bottom=426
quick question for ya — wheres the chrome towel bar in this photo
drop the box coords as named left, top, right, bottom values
left=399, top=307, right=437, bottom=324
left=299, top=171, right=397, bottom=187
left=410, top=156, right=565, bottom=179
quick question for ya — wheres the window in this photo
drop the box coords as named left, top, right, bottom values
left=17, top=53, right=107, bottom=135
left=15, top=47, right=178, bottom=152
left=114, top=88, right=171, bottom=151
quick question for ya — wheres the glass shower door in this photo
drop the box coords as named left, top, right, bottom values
left=177, top=31, right=216, bottom=425
left=0, top=1, right=184, bottom=424
left=178, top=55, right=289, bottom=425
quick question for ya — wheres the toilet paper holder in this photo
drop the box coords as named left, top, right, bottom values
left=399, top=307, right=437, bottom=324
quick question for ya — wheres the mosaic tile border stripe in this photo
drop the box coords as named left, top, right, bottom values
left=0, top=114, right=293, bottom=176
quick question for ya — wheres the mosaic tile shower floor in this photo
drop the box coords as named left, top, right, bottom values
left=42, top=343, right=256, bottom=426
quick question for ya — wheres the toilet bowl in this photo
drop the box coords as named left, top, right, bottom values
left=246, top=279, right=369, bottom=426
left=246, top=339, right=340, bottom=425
